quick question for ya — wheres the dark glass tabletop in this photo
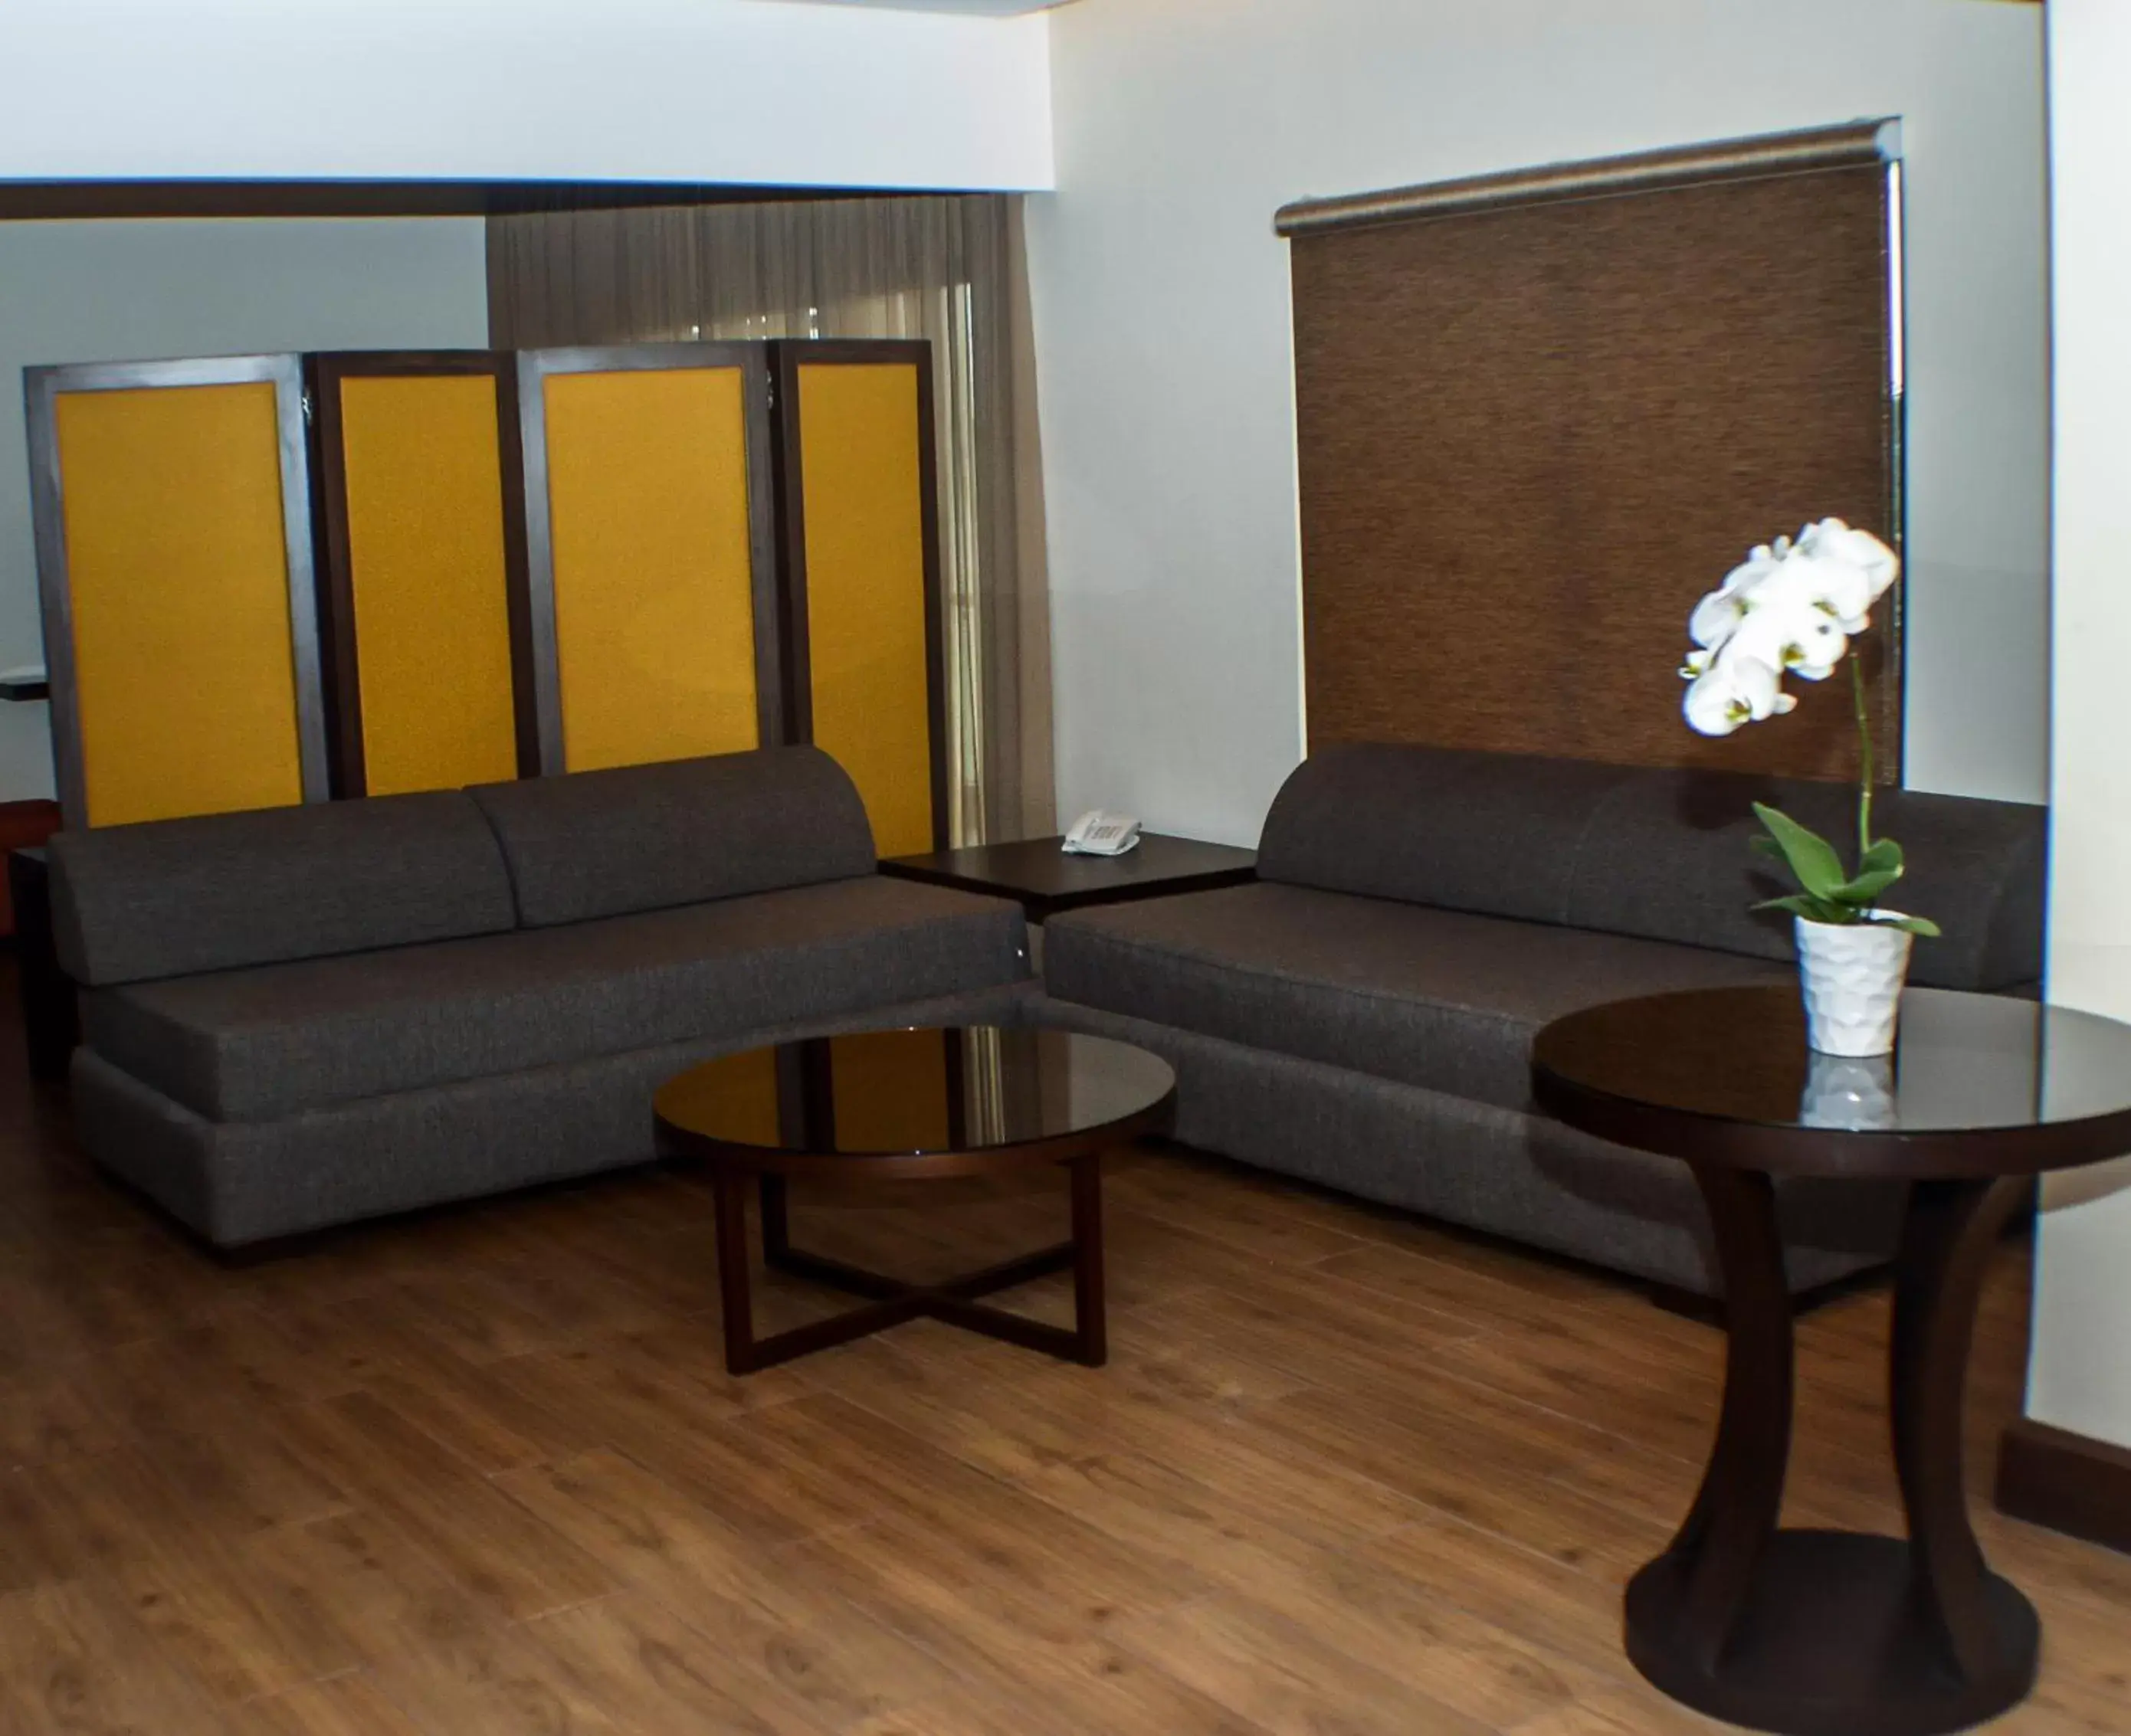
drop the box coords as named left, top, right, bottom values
left=654, top=1025, right=1177, bottom=1165
left=1532, top=986, right=2131, bottom=1178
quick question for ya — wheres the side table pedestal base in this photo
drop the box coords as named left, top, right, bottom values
left=1626, top=1531, right=2039, bottom=1736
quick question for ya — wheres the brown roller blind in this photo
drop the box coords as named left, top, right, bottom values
left=1283, top=126, right=1900, bottom=781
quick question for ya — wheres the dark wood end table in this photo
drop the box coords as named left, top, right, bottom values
left=878, top=832, right=1256, bottom=924
left=654, top=1025, right=1175, bottom=1375
left=1533, top=985, right=2131, bottom=1736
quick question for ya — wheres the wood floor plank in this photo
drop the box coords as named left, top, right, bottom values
left=1151, top=1262, right=1490, bottom=1394
left=1112, top=1590, right=1499, bottom=1736
left=521, top=1591, right=847, bottom=1734
left=0, top=1577, right=225, bottom=1735
left=65, top=1364, right=355, bottom=1538
left=0, top=1373, right=120, bottom=1470
left=1109, top=1154, right=1386, bottom=1264
left=0, top=1442, right=232, bottom=1592
left=219, top=1674, right=431, bottom=1736
left=360, top=1620, right=630, bottom=1736
left=104, top=1525, right=375, bottom=1706
left=1313, top=1237, right=1656, bottom=1338
left=780, top=1515, right=1250, bottom=1736
left=273, top=1392, right=619, bottom=1622
left=491, top=1443, right=1010, bottom=1730
left=237, top=1512, right=500, bottom=1665
left=1246, top=1383, right=1675, bottom=1577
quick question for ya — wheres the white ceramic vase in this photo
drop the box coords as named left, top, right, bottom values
left=1797, top=1051, right=1899, bottom=1130
left=1795, top=915, right=1914, bottom=1057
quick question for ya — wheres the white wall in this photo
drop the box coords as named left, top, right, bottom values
left=0, top=0, right=1052, bottom=192
left=2030, top=0, right=2131, bottom=1454
left=0, top=218, right=491, bottom=801
left=1027, top=0, right=2049, bottom=845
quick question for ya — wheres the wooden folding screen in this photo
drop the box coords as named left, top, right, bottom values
left=26, top=339, right=946, bottom=850
left=517, top=346, right=779, bottom=775
left=308, top=352, right=536, bottom=797
left=25, top=357, right=328, bottom=829
left=772, top=341, right=947, bottom=857
left=1278, top=123, right=1904, bottom=781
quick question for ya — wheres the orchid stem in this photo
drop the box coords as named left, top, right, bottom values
left=1851, top=654, right=1874, bottom=868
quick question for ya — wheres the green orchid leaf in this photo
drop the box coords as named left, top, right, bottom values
left=1749, top=834, right=1787, bottom=863
left=1875, top=912, right=1942, bottom=938
left=1752, top=804, right=1847, bottom=902
left=1858, top=837, right=1904, bottom=879
left=1830, top=865, right=1904, bottom=906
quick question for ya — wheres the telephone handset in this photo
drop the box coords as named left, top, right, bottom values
left=1062, top=810, right=1143, bottom=857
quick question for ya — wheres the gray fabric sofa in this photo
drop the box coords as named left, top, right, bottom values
left=1038, top=744, right=2047, bottom=1299
left=51, top=747, right=1033, bottom=1246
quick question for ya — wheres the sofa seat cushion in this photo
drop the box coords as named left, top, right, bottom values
left=1044, top=882, right=1784, bottom=1112
left=84, top=877, right=1028, bottom=1122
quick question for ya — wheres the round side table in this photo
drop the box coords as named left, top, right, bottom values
left=1533, top=985, right=2131, bottom=1736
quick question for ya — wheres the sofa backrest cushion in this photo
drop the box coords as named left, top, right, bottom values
left=50, top=791, right=516, bottom=987
left=467, top=746, right=877, bottom=929
left=1257, top=745, right=1630, bottom=927
left=1257, top=744, right=2046, bottom=991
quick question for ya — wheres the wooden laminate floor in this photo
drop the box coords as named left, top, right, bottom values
left=2, top=995, right=2127, bottom=1733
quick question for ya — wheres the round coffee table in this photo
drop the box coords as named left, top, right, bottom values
left=1532, top=984, right=2131, bottom=1736
left=654, top=1025, right=1175, bottom=1376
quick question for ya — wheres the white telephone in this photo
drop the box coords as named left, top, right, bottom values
left=1063, top=810, right=1143, bottom=857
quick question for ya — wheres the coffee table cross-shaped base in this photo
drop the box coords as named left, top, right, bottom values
left=1533, top=986, right=2131, bottom=1736
left=716, top=1163, right=1107, bottom=1374
left=654, top=1026, right=1178, bottom=1377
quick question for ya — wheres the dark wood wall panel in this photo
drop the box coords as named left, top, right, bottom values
left=1291, top=162, right=1898, bottom=781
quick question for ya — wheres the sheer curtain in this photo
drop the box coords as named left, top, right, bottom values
left=487, top=195, right=1054, bottom=845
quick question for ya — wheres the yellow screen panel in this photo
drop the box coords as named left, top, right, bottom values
left=798, top=362, right=935, bottom=858
left=340, top=374, right=520, bottom=794
left=828, top=1030, right=952, bottom=1153
left=543, top=368, right=759, bottom=771
left=55, top=383, right=303, bottom=828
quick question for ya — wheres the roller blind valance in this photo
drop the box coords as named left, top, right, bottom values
left=1280, top=121, right=1903, bottom=782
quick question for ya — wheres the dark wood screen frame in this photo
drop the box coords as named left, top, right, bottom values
left=24, top=354, right=329, bottom=828
left=768, top=338, right=951, bottom=853
left=306, top=351, right=537, bottom=796
left=1277, top=120, right=1907, bottom=784
left=514, top=343, right=782, bottom=775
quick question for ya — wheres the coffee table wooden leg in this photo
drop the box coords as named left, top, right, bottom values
left=1071, top=1151, right=1108, bottom=1368
left=759, top=1174, right=792, bottom=1265
left=713, top=1172, right=759, bottom=1376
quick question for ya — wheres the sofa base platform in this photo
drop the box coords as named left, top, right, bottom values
left=1025, top=996, right=1904, bottom=1300
left=71, top=981, right=1041, bottom=1248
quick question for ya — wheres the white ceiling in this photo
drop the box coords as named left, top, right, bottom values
left=782, top=0, right=1067, bottom=14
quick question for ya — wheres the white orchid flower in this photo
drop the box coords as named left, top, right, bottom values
left=1689, top=542, right=1786, bottom=650
left=1683, top=650, right=1795, bottom=737
left=1768, top=547, right=1876, bottom=635
left=1723, top=577, right=1851, bottom=680
left=1689, top=587, right=1747, bottom=652
left=1680, top=520, right=1899, bottom=733
left=1798, top=518, right=1899, bottom=604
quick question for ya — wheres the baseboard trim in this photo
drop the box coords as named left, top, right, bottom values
left=1995, top=1417, right=2131, bottom=1557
